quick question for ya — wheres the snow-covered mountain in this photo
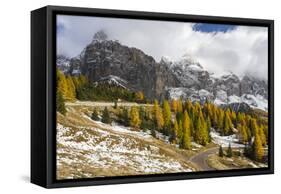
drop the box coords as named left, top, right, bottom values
left=56, top=55, right=71, bottom=73
left=57, top=31, right=268, bottom=112
left=163, top=55, right=268, bottom=111
left=56, top=54, right=81, bottom=75
left=161, top=54, right=211, bottom=89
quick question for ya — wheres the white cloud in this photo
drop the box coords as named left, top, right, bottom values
left=57, top=15, right=268, bottom=80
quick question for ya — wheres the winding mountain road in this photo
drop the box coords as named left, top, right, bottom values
left=189, top=147, right=219, bottom=171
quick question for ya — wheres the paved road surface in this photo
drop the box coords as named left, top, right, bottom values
left=189, top=147, right=219, bottom=171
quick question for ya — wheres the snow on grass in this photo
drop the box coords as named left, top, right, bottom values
left=191, top=142, right=203, bottom=151
left=82, top=113, right=152, bottom=139
left=111, top=122, right=152, bottom=139
left=191, top=142, right=202, bottom=148
left=247, top=161, right=268, bottom=168
left=210, top=129, right=245, bottom=148
left=57, top=122, right=192, bottom=178
left=133, top=154, right=192, bottom=173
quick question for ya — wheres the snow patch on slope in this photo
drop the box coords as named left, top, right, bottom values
left=96, top=75, right=128, bottom=89
left=214, top=93, right=268, bottom=112
left=210, top=129, right=245, bottom=148
left=214, top=90, right=228, bottom=105
left=241, top=94, right=268, bottom=111
left=57, top=121, right=192, bottom=179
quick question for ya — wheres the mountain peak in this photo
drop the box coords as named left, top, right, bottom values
left=62, top=35, right=268, bottom=110
left=181, top=53, right=199, bottom=65
left=220, top=71, right=240, bottom=81
left=175, top=54, right=204, bottom=72
left=160, top=56, right=172, bottom=65
left=92, top=30, right=108, bottom=42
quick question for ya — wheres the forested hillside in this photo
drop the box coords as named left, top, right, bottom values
left=57, top=69, right=268, bottom=163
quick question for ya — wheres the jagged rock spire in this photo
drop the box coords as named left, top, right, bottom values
left=93, top=30, right=108, bottom=41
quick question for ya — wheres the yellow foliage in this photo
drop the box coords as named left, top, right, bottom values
left=153, top=100, right=164, bottom=129
left=130, top=106, right=141, bottom=128
left=177, top=99, right=183, bottom=113
left=254, top=134, right=264, bottom=161
left=171, top=99, right=177, bottom=112
left=57, top=69, right=68, bottom=98
left=135, top=91, right=144, bottom=102
left=65, top=76, right=76, bottom=101
left=182, top=111, right=191, bottom=149
left=163, top=100, right=172, bottom=128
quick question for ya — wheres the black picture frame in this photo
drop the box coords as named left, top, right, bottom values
left=31, top=5, right=274, bottom=188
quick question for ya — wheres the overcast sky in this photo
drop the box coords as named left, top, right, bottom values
left=57, top=15, right=268, bottom=80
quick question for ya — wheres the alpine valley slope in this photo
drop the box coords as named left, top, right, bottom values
left=56, top=102, right=197, bottom=179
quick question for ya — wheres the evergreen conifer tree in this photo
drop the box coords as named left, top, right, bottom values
left=163, top=100, right=172, bottom=134
left=101, top=107, right=111, bottom=124
left=151, top=129, right=156, bottom=138
left=219, top=145, right=224, bottom=157
left=212, top=107, right=219, bottom=129
left=57, top=69, right=68, bottom=98
left=206, top=116, right=211, bottom=132
left=56, top=90, right=66, bottom=115
left=171, top=99, right=178, bottom=112
left=177, top=99, right=183, bottom=113
left=185, top=100, right=193, bottom=116
left=91, top=108, right=99, bottom=121
left=238, top=123, right=248, bottom=144
left=153, top=100, right=164, bottom=131
left=173, top=119, right=180, bottom=141
left=169, top=129, right=177, bottom=144
left=218, top=109, right=224, bottom=131
left=231, top=111, right=237, bottom=127
left=65, top=76, right=76, bottom=100
left=223, top=112, right=233, bottom=135
left=181, top=111, right=191, bottom=149
left=250, top=118, right=259, bottom=136
left=122, top=108, right=130, bottom=126
left=194, top=111, right=209, bottom=145
left=259, top=125, right=267, bottom=146
left=113, top=100, right=118, bottom=109
left=227, top=143, right=233, bottom=157
left=253, top=134, right=264, bottom=161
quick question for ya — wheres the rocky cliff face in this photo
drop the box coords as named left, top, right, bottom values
left=213, top=73, right=241, bottom=96
left=67, top=33, right=179, bottom=99
left=58, top=31, right=268, bottom=111
left=240, top=75, right=268, bottom=99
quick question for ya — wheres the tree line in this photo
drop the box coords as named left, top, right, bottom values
left=57, top=69, right=268, bottom=162
left=56, top=69, right=146, bottom=114
left=90, top=98, right=267, bottom=162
